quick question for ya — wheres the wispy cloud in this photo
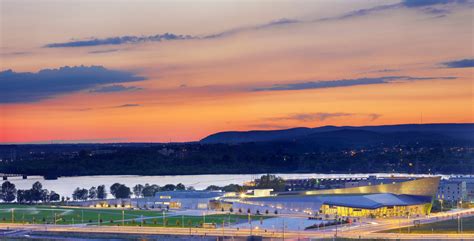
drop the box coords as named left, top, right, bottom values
left=271, top=112, right=352, bottom=122
left=368, top=113, right=382, bottom=121
left=401, top=0, right=468, bottom=7
left=0, top=51, right=32, bottom=56
left=69, top=103, right=142, bottom=112
left=318, top=3, right=401, bottom=22
left=42, top=1, right=472, bottom=48
left=267, top=112, right=382, bottom=122
left=247, top=123, right=291, bottom=130
left=442, top=58, right=474, bottom=68
left=89, top=84, right=142, bottom=93
left=112, top=104, right=141, bottom=108
left=203, top=18, right=300, bottom=39
left=88, top=49, right=119, bottom=54
left=253, top=76, right=456, bottom=92
left=45, top=33, right=196, bottom=48
left=366, top=68, right=401, bottom=74
left=0, top=66, right=145, bottom=103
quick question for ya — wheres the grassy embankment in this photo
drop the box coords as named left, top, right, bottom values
left=0, top=204, right=269, bottom=227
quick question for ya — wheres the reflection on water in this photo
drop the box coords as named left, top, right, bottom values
left=4, top=173, right=438, bottom=198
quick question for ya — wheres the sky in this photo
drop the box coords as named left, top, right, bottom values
left=0, top=0, right=473, bottom=143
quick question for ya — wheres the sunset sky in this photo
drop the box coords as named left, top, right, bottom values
left=1, top=0, right=473, bottom=143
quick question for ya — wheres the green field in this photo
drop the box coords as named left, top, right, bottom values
left=0, top=204, right=270, bottom=228
left=382, top=216, right=474, bottom=234
left=103, top=213, right=269, bottom=227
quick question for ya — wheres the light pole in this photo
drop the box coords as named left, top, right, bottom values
left=407, top=212, right=410, bottom=233
left=122, top=210, right=124, bottom=226
left=222, top=219, right=225, bottom=237
left=398, top=217, right=401, bottom=234
left=163, top=210, right=166, bottom=227
left=248, top=213, right=252, bottom=236
left=282, top=218, right=285, bottom=241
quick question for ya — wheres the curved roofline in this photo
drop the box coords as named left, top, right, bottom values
left=297, top=177, right=440, bottom=197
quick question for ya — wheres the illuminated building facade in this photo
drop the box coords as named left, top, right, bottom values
left=231, top=177, right=440, bottom=218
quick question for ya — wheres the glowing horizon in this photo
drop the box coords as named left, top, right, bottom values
left=1, top=0, right=473, bottom=144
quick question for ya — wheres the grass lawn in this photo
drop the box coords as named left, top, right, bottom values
left=382, top=216, right=474, bottom=234
left=0, top=204, right=163, bottom=225
left=104, top=214, right=270, bottom=227
left=0, top=204, right=271, bottom=228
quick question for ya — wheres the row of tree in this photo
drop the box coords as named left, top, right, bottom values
left=71, top=182, right=191, bottom=200
left=2, top=175, right=284, bottom=202
left=0, top=181, right=60, bottom=203
left=72, top=185, right=107, bottom=201
left=204, top=175, right=286, bottom=192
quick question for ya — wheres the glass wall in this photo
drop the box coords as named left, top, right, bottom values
left=320, top=204, right=429, bottom=217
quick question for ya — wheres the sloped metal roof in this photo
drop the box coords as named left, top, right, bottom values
left=241, top=193, right=430, bottom=209
left=319, top=193, right=430, bottom=209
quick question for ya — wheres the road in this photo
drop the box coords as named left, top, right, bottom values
left=0, top=208, right=472, bottom=240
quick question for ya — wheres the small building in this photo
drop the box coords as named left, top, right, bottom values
left=449, top=176, right=474, bottom=202
left=437, top=180, right=467, bottom=203
left=69, top=191, right=225, bottom=210
left=152, top=190, right=224, bottom=210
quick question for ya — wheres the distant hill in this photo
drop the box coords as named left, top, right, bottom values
left=200, top=123, right=474, bottom=144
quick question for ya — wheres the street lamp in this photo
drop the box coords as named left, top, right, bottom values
left=163, top=210, right=166, bottom=227
left=122, top=210, right=124, bottom=226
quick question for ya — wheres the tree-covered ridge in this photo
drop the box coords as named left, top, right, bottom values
left=0, top=124, right=473, bottom=176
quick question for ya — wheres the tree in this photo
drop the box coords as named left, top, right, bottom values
left=31, top=181, right=46, bottom=202
left=161, top=184, right=176, bottom=191
left=110, top=183, right=121, bottom=197
left=97, top=185, right=107, bottom=199
left=88, top=186, right=98, bottom=200
left=72, top=188, right=88, bottom=201
left=133, top=184, right=144, bottom=197
left=222, top=184, right=246, bottom=193
left=205, top=185, right=221, bottom=191
left=255, top=174, right=286, bottom=192
left=1, top=181, right=16, bottom=203
left=17, top=190, right=33, bottom=203
left=17, top=190, right=25, bottom=203
left=110, top=183, right=131, bottom=199
left=49, top=191, right=60, bottom=202
left=176, top=183, right=185, bottom=191
left=142, top=184, right=160, bottom=197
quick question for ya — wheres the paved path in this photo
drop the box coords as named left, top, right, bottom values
left=0, top=208, right=472, bottom=240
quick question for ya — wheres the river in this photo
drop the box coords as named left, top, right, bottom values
left=4, top=173, right=442, bottom=198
